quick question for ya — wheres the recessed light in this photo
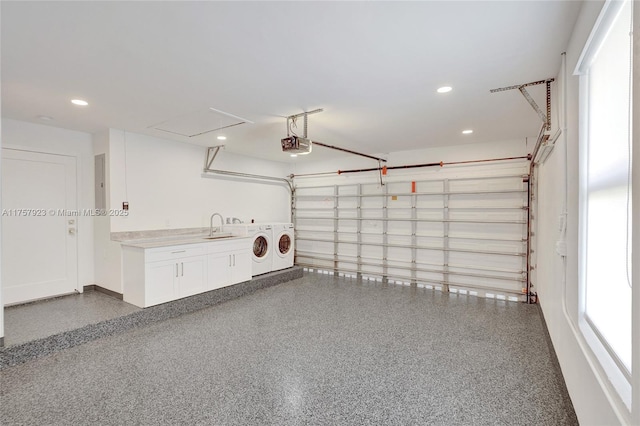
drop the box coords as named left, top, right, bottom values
left=290, top=154, right=298, bottom=158
left=71, top=99, right=88, bottom=106
left=462, top=129, right=473, bottom=134
left=37, top=115, right=54, bottom=121
left=437, top=86, right=452, bottom=93
left=217, top=136, right=227, bottom=140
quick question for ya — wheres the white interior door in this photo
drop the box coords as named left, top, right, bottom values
left=2, top=148, right=78, bottom=305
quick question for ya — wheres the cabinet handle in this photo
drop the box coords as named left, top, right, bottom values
left=175, top=263, right=178, bottom=277
left=181, top=262, right=184, bottom=276
left=171, top=250, right=186, bottom=254
left=233, top=254, right=235, bottom=266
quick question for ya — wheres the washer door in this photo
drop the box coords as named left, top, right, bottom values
left=277, top=232, right=292, bottom=257
left=253, top=233, right=270, bottom=262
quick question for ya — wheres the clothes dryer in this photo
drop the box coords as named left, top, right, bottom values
left=271, top=223, right=294, bottom=271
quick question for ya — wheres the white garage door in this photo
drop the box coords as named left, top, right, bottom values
left=293, top=161, right=529, bottom=302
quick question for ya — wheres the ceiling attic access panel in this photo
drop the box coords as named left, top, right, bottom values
left=150, top=108, right=253, bottom=138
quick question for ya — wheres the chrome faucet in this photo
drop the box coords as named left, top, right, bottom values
left=209, top=212, right=224, bottom=236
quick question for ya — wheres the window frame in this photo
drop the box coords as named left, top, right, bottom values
left=575, top=0, right=633, bottom=409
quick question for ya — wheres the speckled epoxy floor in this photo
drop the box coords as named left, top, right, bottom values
left=0, top=273, right=577, bottom=425
left=3, top=291, right=141, bottom=347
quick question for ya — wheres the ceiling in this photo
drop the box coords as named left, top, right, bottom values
left=1, top=1, right=582, bottom=164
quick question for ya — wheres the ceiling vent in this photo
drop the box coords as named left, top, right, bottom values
left=150, top=108, right=253, bottom=138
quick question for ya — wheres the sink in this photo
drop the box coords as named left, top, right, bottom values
left=202, top=232, right=234, bottom=240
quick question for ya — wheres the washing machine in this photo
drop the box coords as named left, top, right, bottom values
left=272, top=223, right=294, bottom=271
left=225, top=223, right=273, bottom=276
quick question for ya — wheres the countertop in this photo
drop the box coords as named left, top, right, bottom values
left=119, top=233, right=250, bottom=249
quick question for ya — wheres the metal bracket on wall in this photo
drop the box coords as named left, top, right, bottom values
left=204, top=145, right=224, bottom=170
left=490, top=78, right=554, bottom=131
left=203, top=144, right=294, bottom=192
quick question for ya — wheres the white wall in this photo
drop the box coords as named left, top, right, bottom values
left=108, top=130, right=291, bottom=232
left=632, top=2, right=640, bottom=421
left=1, top=118, right=95, bottom=294
left=0, top=110, right=3, bottom=343
left=93, top=131, right=122, bottom=293
left=534, top=1, right=628, bottom=424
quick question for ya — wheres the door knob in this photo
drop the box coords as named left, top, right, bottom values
left=68, top=228, right=76, bottom=235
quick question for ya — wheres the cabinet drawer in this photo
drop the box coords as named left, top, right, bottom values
left=145, top=244, right=207, bottom=262
left=206, top=237, right=251, bottom=254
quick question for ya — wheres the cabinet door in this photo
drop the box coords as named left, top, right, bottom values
left=230, top=250, right=252, bottom=284
left=178, top=255, right=207, bottom=298
left=145, top=260, right=178, bottom=307
left=208, top=253, right=231, bottom=290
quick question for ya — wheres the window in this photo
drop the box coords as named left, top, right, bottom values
left=577, top=0, right=633, bottom=405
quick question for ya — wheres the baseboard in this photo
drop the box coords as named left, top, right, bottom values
left=83, top=284, right=123, bottom=300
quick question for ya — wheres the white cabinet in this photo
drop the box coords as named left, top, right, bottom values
left=144, top=259, right=178, bottom=306
left=122, top=237, right=251, bottom=308
left=123, top=243, right=208, bottom=308
left=208, top=252, right=232, bottom=290
left=230, top=250, right=251, bottom=283
left=207, top=239, right=252, bottom=291
left=176, top=255, right=207, bottom=298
